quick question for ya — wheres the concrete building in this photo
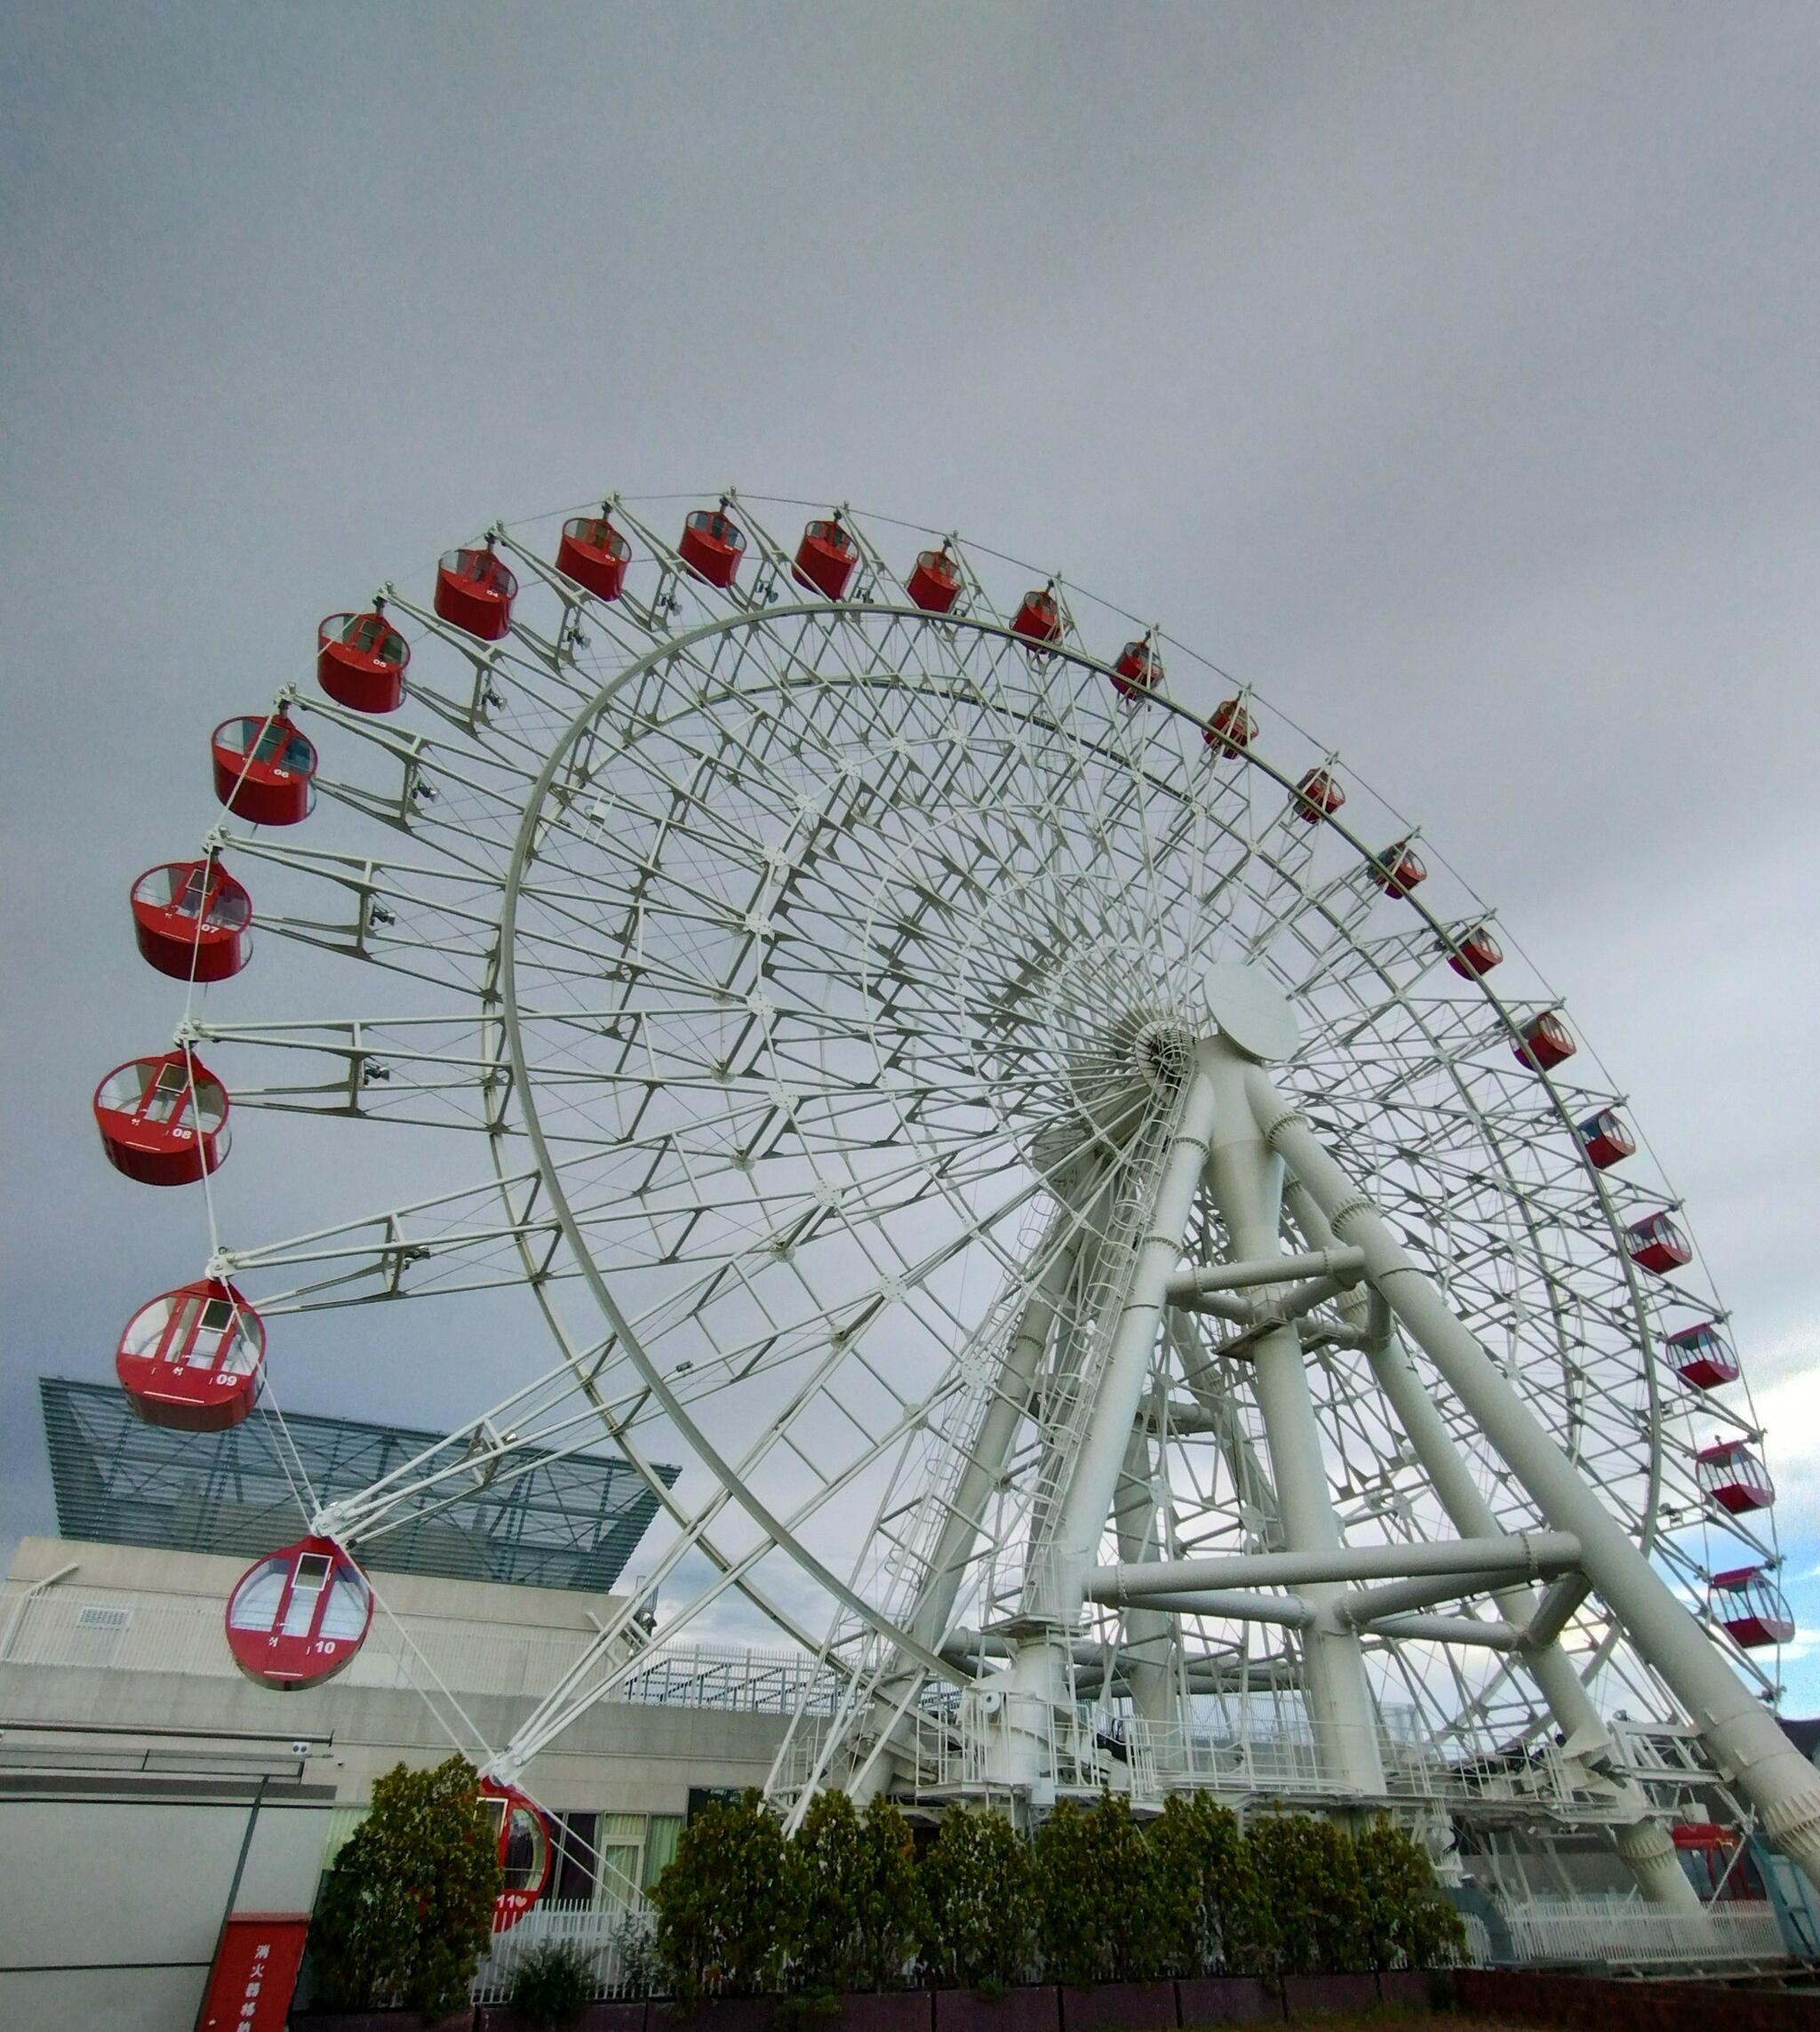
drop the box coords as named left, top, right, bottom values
left=0, top=1381, right=826, bottom=2028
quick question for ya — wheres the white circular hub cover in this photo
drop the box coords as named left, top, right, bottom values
left=1203, top=961, right=1300, bottom=1064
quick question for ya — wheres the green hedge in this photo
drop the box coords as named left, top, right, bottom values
left=650, top=1790, right=1464, bottom=1998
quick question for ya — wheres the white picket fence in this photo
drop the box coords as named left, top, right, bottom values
left=1497, top=1896, right=1787, bottom=1969
left=470, top=1900, right=655, bottom=2004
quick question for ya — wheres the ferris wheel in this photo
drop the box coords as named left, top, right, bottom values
left=94, top=488, right=1820, bottom=1911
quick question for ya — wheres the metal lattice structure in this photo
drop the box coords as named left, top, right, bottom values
left=103, top=489, right=1820, bottom=1906
left=41, top=1376, right=675, bottom=1592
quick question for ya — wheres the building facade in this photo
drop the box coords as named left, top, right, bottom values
left=0, top=1385, right=831, bottom=2029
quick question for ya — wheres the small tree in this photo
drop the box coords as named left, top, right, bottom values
left=787, top=1791, right=868, bottom=1996
left=1146, top=1791, right=1266, bottom=1977
left=1032, top=1793, right=1169, bottom=1986
left=308, top=1754, right=502, bottom=2019
left=917, top=1804, right=1037, bottom=1992
left=1242, top=1811, right=1368, bottom=1980
left=1352, top=1818, right=1466, bottom=1972
left=784, top=1791, right=922, bottom=1995
left=852, top=1798, right=924, bottom=1990
left=650, top=1789, right=796, bottom=2002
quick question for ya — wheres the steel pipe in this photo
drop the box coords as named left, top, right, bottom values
left=1366, top=1612, right=1523, bottom=1649
left=1340, top=1565, right=1573, bottom=1628
left=1090, top=1532, right=1580, bottom=1601
left=1282, top=1177, right=1696, bottom=1910
left=1038, top=1053, right=1221, bottom=1620
left=1254, top=1062, right=1820, bottom=1897
left=1091, top=1588, right=1315, bottom=1626
left=1525, top=1570, right=1597, bottom=1652
left=1165, top=1246, right=1365, bottom=1300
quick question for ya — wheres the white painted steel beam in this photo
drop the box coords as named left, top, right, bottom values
left=1034, top=1054, right=1220, bottom=1623
left=1339, top=1567, right=1568, bottom=1627
left=1282, top=1179, right=1699, bottom=1912
left=1367, top=1613, right=1523, bottom=1649
left=1090, top=1532, right=1580, bottom=1600
left=1526, top=1571, right=1597, bottom=1653
left=1164, top=1247, right=1366, bottom=1300
left=1200, top=1020, right=1385, bottom=1796
left=1094, top=1588, right=1315, bottom=1626
left=1253, top=1061, right=1820, bottom=1897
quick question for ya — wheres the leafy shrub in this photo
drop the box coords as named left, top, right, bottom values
left=650, top=1788, right=797, bottom=2002
left=852, top=1798, right=924, bottom=1988
left=508, top=1940, right=595, bottom=2029
left=1242, top=1811, right=1369, bottom=1979
left=916, top=1804, right=1037, bottom=1991
left=307, top=1754, right=503, bottom=2019
left=1032, top=1793, right=1169, bottom=1985
left=1353, top=1817, right=1467, bottom=1971
left=1145, top=1791, right=1266, bottom=1976
left=787, top=1792, right=923, bottom=1993
left=646, top=1784, right=1458, bottom=2003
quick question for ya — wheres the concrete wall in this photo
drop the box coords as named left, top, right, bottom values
left=0, top=1775, right=334, bottom=2032
left=0, top=1531, right=796, bottom=2024
left=0, top=1535, right=791, bottom=1815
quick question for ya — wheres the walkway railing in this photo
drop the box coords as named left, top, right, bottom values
left=470, top=1901, right=655, bottom=2004
left=1495, top=1895, right=1787, bottom=1969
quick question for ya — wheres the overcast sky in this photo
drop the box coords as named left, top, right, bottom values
left=4, top=3, right=1818, bottom=1703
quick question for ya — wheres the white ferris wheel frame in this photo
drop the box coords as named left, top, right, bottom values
left=121, top=488, right=1817, bottom=1906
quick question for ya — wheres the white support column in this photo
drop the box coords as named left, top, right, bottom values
left=1114, top=1415, right=1178, bottom=1725
left=1038, top=1055, right=1220, bottom=1623
left=906, top=1186, right=1095, bottom=1658
left=1257, top=1064, right=1820, bottom=1896
left=1204, top=1040, right=1386, bottom=1797
left=845, top=1185, right=1103, bottom=1806
left=1284, top=1180, right=1699, bottom=1909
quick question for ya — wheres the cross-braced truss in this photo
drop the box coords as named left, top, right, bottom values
left=129, top=490, right=1797, bottom=1884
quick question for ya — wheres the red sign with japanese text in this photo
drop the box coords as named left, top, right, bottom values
left=198, top=1912, right=310, bottom=2031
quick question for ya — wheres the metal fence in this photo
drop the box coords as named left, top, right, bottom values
left=470, top=1901, right=655, bottom=2004
left=465, top=1894, right=1788, bottom=2005
left=1496, top=1895, right=1787, bottom=1969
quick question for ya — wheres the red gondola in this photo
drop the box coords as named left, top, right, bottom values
left=1626, top=1210, right=1692, bottom=1275
left=1447, top=926, right=1504, bottom=979
left=131, top=860, right=253, bottom=982
left=1011, top=585, right=1064, bottom=646
left=1669, top=1322, right=1741, bottom=1390
left=1368, top=840, right=1427, bottom=898
left=1291, top=768, right=1345, bottom=820
left=225, top=1536, right=373, bottom=1690
left=1513, top=1011, right=1577, bottom=1073
left=481, top=1779, right=554, bottom=1929
left=1577, top=1107, right=1636, bottom=1170
left=906, top=547, right=962, bottom=614
left=679, top=505, right=746, bottom=589
left=1711, top=1566, right=1794, bottom=1649
left=317, top=612, right=411, bottom=714
left=93, top=1052, right=229, bottom=1186
left=794, top=516, right=858, bottom=600
left=1112, top=640, right=1163, bottom=700
left=556, top=516, right=631, bottom=603
left=211, top=712, right=317, bottom=827
left=116, top=1278, right=265, bottom=1431
left=1697, top=1440, right=1775, bottom=1515
left=1203, top=699, right=1257, bottom=757
left=435, top=548, right=518, bottom=641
